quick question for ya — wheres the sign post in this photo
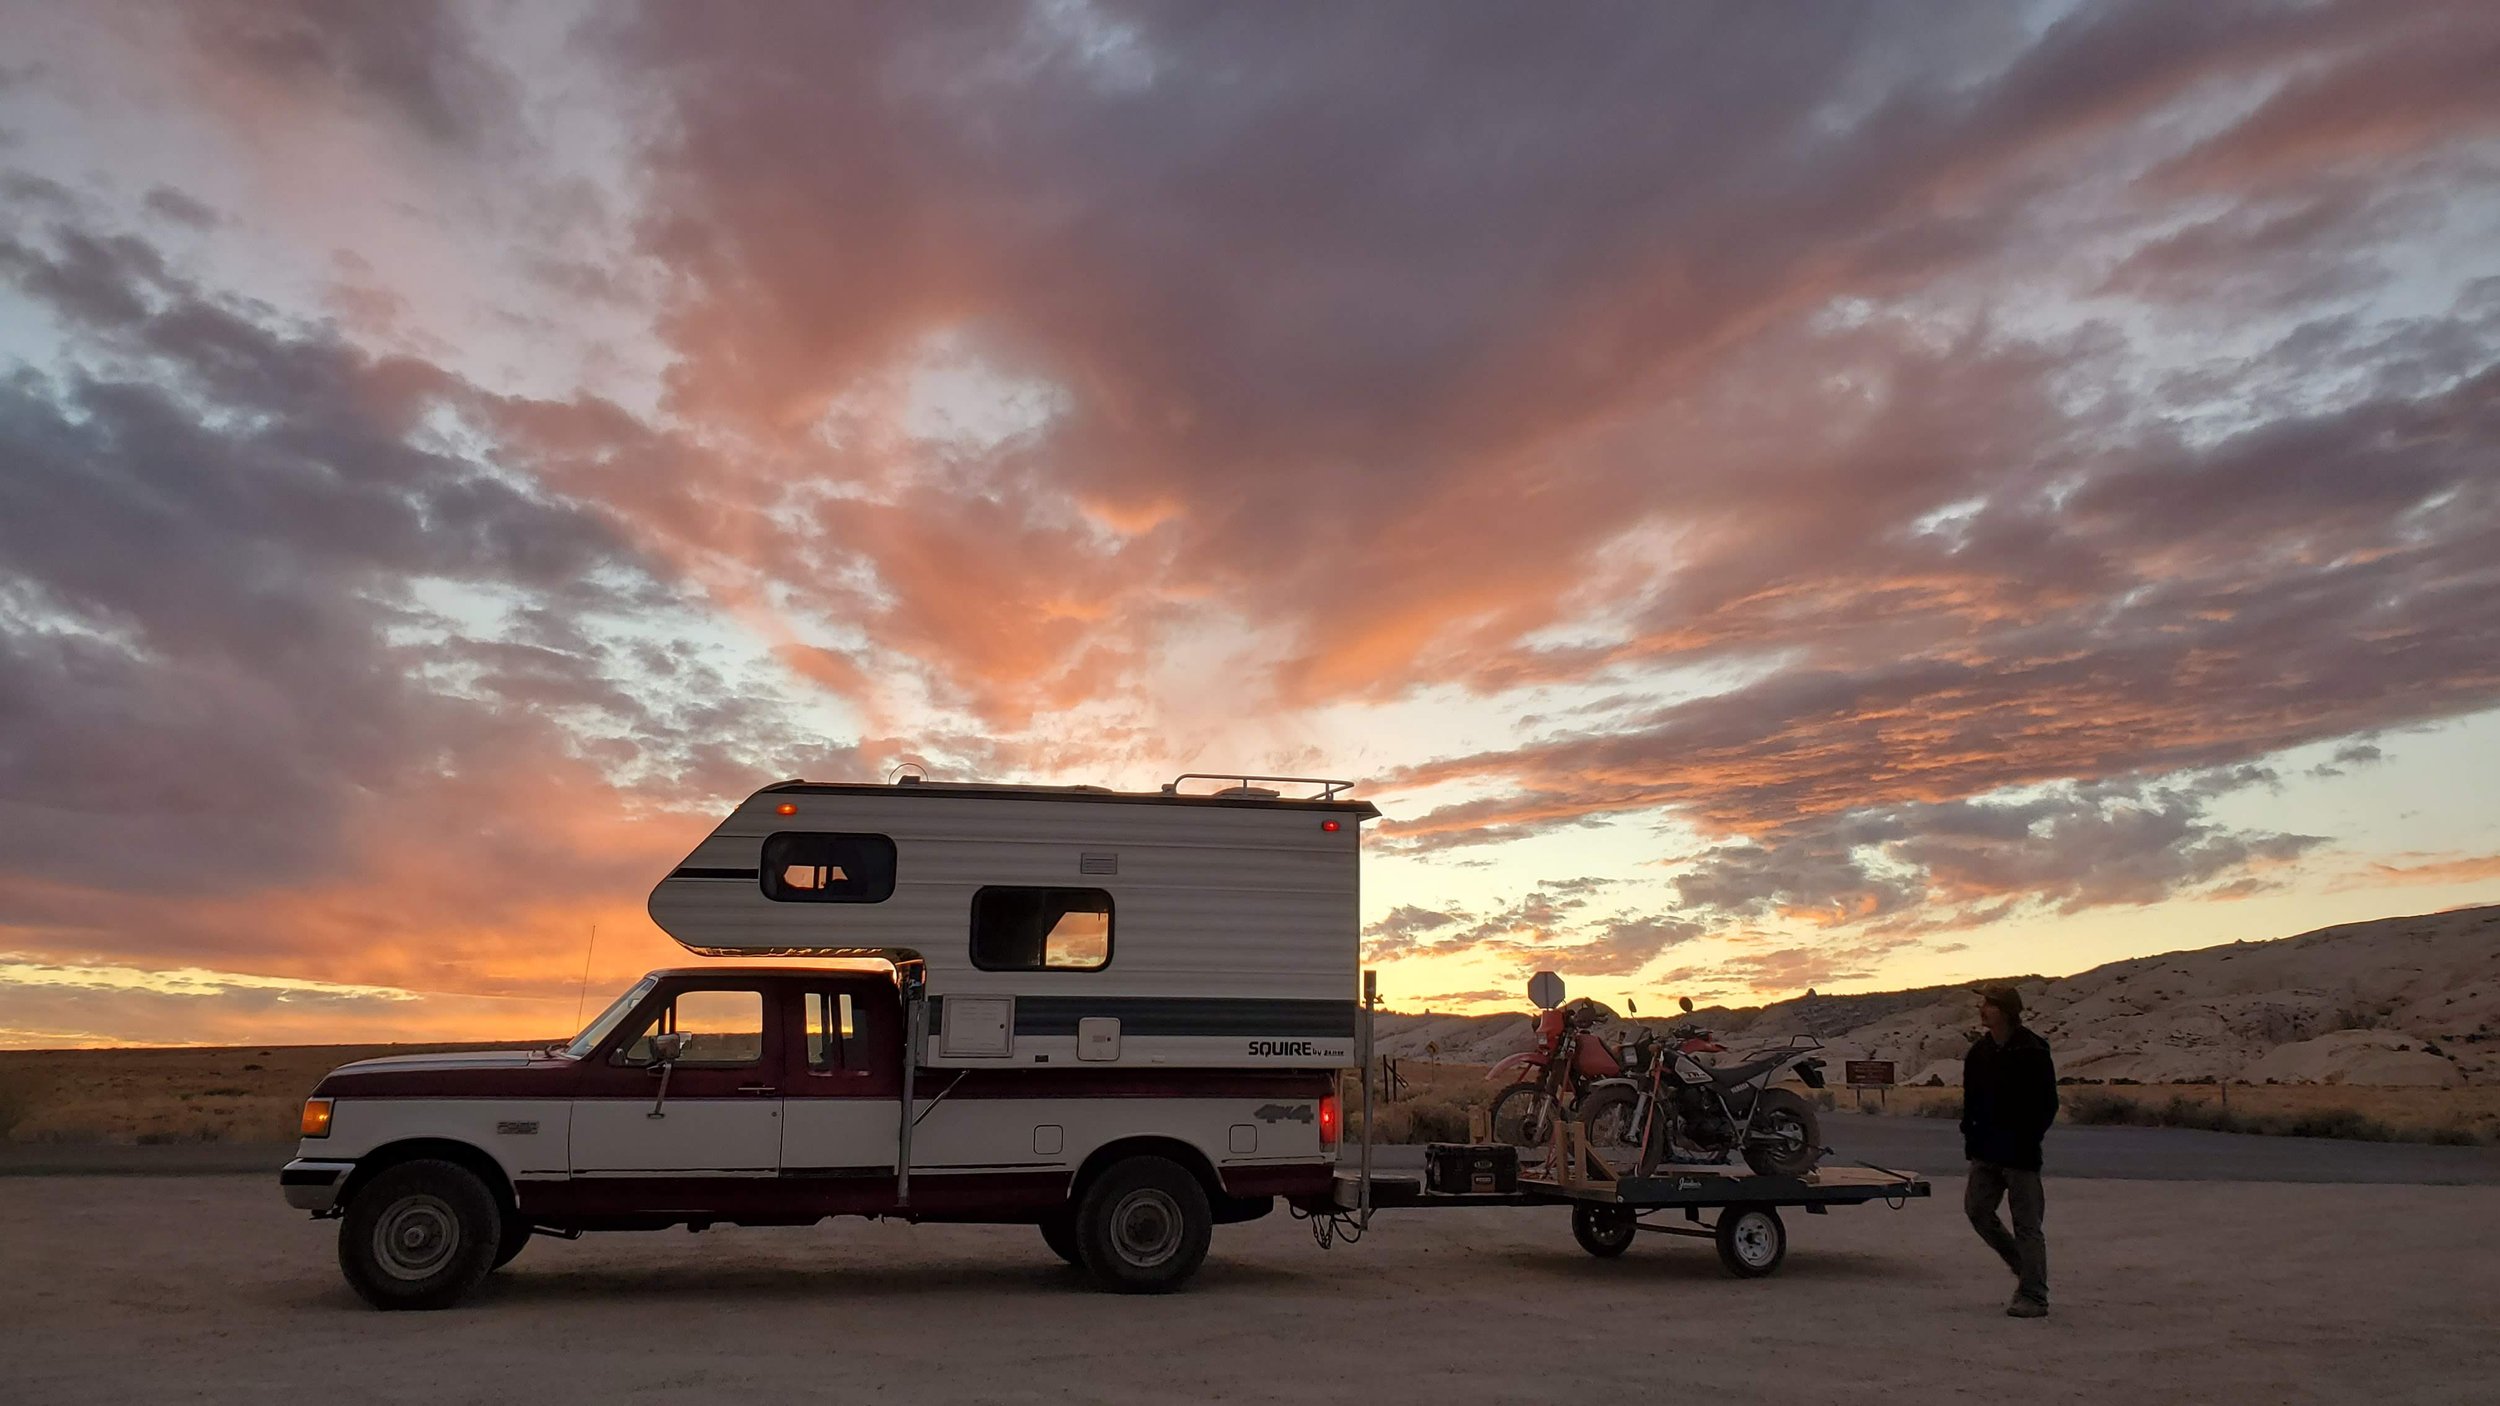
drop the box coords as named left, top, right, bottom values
left=1844, top=1059, right=1897, bottom=1112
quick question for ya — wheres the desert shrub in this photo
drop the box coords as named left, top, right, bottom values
left=2156, top=1096, right=2237, bottom=1133
left=1913, top=1098, right=1962, bottom=1120
left=2426, top=1125, right=2486, bottom=1147
left=2330, top=1007, right=2391, bottom=1032
left=1811, top=1090, right=1837, bottom=1110
left=0, top=1075, right=30, bottom=1139
left=2278, top=1108, right=2396, bottom=1142
left=2062, top=1090, right=2147, bottom=1126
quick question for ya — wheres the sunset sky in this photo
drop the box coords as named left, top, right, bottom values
left=2, top=1, right=2497, bottom=1048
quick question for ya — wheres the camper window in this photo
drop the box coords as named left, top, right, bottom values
left=759, top=831, right=898, bottom=903
left=970, top=887, right=1114, bottom=972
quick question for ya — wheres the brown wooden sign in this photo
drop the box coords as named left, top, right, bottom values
left=1844, top=1059, right=1896, bottom=1088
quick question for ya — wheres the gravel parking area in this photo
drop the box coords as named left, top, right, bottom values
left=8, top=1171, right=2493, bottom=1405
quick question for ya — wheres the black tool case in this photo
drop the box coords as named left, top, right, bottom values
left=1424, top=1142, right=1520, bottom=1194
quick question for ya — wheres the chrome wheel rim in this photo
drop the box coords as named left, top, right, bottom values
left=1110, top=1188, right=1183, bottom=1267
left=373, top=1194, right=460, bottom=1281
left=1731, top=1213, right=1777, bottom=1267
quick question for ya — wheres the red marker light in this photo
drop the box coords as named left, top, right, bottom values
left=1318, top=1092, right=1340, bottom=1147
left=1322, top=820, right=1340, bottom=832
left=775, top=802, right=797, bottom=816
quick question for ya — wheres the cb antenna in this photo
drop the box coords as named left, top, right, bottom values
left=572, top=922, right=599, bottom=1031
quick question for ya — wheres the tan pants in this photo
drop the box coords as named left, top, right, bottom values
left=1965, top=1160, right=2047, bottom=1304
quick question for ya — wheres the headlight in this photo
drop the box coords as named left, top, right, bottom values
left=299, top=1097, right=334, bottom=1138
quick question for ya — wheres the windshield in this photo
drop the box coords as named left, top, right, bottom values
left=561, top=975, right=658, bottom=1059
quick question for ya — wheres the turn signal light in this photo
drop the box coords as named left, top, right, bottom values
left=299, top=1097, right=334, bottom=1138
left=1318, top=1092, right=1339, bottom=1147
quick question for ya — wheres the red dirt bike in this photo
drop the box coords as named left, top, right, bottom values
left=1485, top=1000, right=1623, bottom=1149
left=1577, top=1004, right=1828, bottom=1177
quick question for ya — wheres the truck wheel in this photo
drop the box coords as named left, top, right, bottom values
left=1741, top=1088, right=1823, bottom=1177
left=1074, top=1156, right=1211, bottom=1294
left=337, top=1159, right=502, bottom=1310
left=1038, top=1210, right=1083, bottom=1267
left=1571, top=1203, right=1636, bottom=1258
left=1714, top=1207, right=1786, bottom=1278
left=491, top=1220, right=534, bottom=1272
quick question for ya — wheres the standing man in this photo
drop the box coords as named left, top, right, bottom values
left=1963, top=984, right=2057, bottom=1318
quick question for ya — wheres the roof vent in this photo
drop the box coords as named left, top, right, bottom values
left=1213, top=785, right=1281, bottom=799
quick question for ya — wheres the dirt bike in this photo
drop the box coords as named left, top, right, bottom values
left=1576, top=1003, right=1828, bottom=1178
left=1484, top=1000, right=1621, bottom=1150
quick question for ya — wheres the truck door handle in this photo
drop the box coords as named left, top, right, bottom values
left=738, top=1084, right=778, bottom=1095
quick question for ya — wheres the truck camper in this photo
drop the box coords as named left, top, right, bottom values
left=279, top=770, right=1930, bottom=1310
left=280, top=774, right=1380, bottom=1307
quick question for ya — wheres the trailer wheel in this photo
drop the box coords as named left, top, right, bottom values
left=1074, top=1156, right=1211, bottom=1293
left=337, top=1159, right=502, bottom=1310
left=490, top=1220, right=534, bottom=1272
left=1571, top=1203, right=1636, bottom=1258
left=1714, top=1207, right=1786, bottom=1278
left=1038, top=1210, right=1083, bottom=1267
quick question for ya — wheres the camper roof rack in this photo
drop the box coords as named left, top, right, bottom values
left=1163, top=772, right=1357, bottom=801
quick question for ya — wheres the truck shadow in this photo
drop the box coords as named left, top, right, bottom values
left=432, top=1256, right=1316, bottom=1307
left=1489, top=1246, right=1933, bottom=1285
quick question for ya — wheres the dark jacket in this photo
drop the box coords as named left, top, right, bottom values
left=1962, top=1026, right=2059, bottom=1170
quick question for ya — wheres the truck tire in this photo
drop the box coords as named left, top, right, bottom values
left=1039, top=1210, right=1083, bottom=1267
left=1715, top=1206, right=1786, bottom=1278
left=491, top=1220, right=534, bottom=1271
left=1741, top=1088, right=1824, bottom=1177
left=1571, top=1203, right=1636, bottom=1258
left=1073, top=1156, right=1211, bottom=1294
left=337, top=1159, right=503, bottom=1310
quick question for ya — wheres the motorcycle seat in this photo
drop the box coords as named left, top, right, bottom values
left=1705, top=1054, right=1795, bottom=1089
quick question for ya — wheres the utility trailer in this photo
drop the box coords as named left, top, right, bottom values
left=1327, top=1158, right=1931, bottom=1278
left=1301, top=965, right=1932, bottom=1281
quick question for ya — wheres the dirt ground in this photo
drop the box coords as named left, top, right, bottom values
left=5, top=1173, right=2491, bottom=1405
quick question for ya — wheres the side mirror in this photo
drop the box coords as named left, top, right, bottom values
left=1627, top=998, right=1639, bottom=1015
left=650, top=1030, right=691, bottom=1066
left=1679, top=996, right=1695, bottom=1014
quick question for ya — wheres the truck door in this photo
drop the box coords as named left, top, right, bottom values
left=779, top=980, right=903, bottom=1175
left=571, top=981, right=783, bottom=1175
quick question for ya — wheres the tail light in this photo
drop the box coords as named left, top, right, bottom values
left=299, top=1097, right=334, bottom=1138
left=1318, top=1091, right=1339, bottom=1147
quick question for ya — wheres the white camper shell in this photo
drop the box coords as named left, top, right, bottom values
left=646, top=774, right=1380, bottom=1071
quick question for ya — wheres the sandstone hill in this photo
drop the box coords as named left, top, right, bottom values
left=1375, top=904, right=2500, bottom=1087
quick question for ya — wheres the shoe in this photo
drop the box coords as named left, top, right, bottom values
left=2006, top=1296, right=2048, bottom=1319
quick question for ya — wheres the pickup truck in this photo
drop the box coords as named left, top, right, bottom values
left=283, top=966, right=1338, bottom=1307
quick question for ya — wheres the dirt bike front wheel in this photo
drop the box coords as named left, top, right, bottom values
left=1489, top=1081, right=1559, bottom=1149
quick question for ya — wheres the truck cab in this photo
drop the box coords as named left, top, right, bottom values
left=284, top=965, right=1338, bottom=1308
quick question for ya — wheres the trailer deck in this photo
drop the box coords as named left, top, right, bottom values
left=1329, top=1157, right=1931, bottom=1278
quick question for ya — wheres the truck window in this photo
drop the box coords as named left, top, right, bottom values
left=805, top=991, right=856, bottom=1070
left=970, top=887, right=1113, bottom=971
left=617, top=988, right=765, bottom=1066
left=759, top=831, right=897, bottom=903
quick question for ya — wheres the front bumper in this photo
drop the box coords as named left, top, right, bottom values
left=280, top=1158, right=355, bottom=1215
